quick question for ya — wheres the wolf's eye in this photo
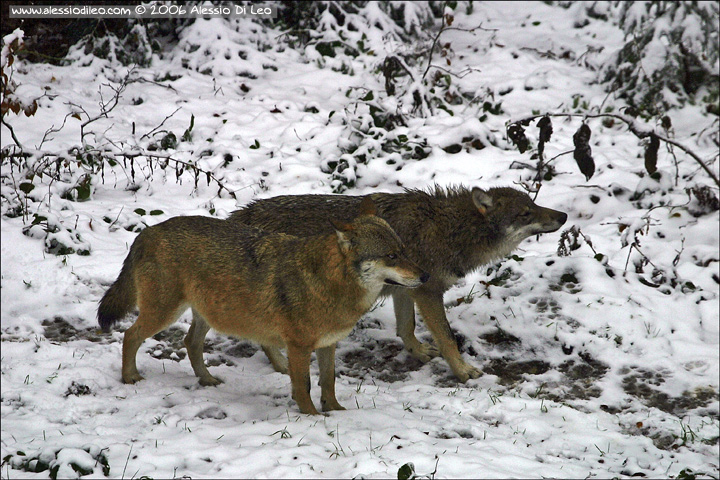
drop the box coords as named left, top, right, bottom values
left=519, top=211, right=531, bottom=218
left=387, top=253, right=398, bottom=260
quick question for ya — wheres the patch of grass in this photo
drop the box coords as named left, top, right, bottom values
left=328, top=424, right=346, bottom=459
left=271, top=427, right=291, bottom=439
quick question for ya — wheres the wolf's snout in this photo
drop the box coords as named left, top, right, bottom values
left=533, top=209, right=568, bottom=235
left=420, top=272, right=430, bottom=284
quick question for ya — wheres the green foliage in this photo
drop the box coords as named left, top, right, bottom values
left=316, top=41, right=342, bottom=57
left=4, top=12, right=182, bottom=66
left=599, top=2, right=719, bottom=117
left=1, top=52, right=236, bottom=255
left=398, top=463, right=416, bottom=480
left=688, top=185, right=720, bottom=216
left=2, top=446, right=110, bottom=478
left=274, top=1, right=437, bottom=56
left=19, top=182, right=35, bottom=194
left=61, top=174, right=92, bottom=202
left=674, top=466, right=717, bottom=480
left=160, top=132, right=178, bottom=150
left=312, top=3, right=501, bottom=191
left=396, top=458, right=438, bottom=479
left=21, top=213, right=91, bottom=256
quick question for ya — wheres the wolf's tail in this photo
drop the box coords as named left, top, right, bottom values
left=98, top=241, right=140, bottom=332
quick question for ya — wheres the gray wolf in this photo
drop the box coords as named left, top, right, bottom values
left=98, top=198, right=428, bottom=415
left=229, top=186, right=567, bottom=382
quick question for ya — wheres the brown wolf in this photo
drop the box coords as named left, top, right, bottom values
left=228, top=186, right=567, bottom=382
left=97, top=198, right=428, bottom=415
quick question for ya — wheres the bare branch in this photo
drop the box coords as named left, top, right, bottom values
left=37, top=112, right=74, bottom=149
left=133, top=76, right=179, bottom=93
left=76, top=68, right=136, bottom=142
left=114, top=151, right=236, bottom=199
left=511, top=112, right=720, bottom=188
left=140, top=107, right=182, bottom=140
left=422, top=18, right=496, bottom=81
left=1, top=116, right=24, bottom=149
left=422, top=13, right=449, bottom=81
left=424, top=64, right=480, bottom=80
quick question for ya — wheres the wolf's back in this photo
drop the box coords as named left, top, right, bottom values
left=231, top=194, right=366, bottom=236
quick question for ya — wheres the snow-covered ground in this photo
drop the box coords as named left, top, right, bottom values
left=2, top=2, right=718, bottom=479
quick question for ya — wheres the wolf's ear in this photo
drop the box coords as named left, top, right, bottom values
left=330, top=219, right=354, bottom=252
left=357, top=196, right=377, bottom=216
left=471, top=187, right=493, bottom=216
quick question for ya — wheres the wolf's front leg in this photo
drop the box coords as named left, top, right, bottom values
left=393, top=291, right=440, bottom=362
left=286, top=343, right=321, bottom=415
left=317, top=344, right=345, bottom=412
left=412, top=290, right=481, bottom=382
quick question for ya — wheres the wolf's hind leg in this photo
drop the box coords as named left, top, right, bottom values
left=185, top=310, right=223, bottom=386
left=317, top=345, right=344, bottom=412
left=393, top=291, right=440, bottom=362
left=262, top=345, right=289, bottom=374
left=122, top=319, right=147, bottom=384
left=123, top=305, right=181, bottom=384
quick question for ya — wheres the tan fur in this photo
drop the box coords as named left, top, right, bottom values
left=229, top=186, right=567, bottom=382
left=98, top=199, right=428, bottom=415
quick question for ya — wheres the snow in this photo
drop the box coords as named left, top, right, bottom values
left=2, top=2, right=718, bottom=479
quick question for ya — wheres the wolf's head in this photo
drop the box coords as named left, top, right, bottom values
left=472, top=187, right=567, bottom=251
left=332, top=197, right=429, bottom=289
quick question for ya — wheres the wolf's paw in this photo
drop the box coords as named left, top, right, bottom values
left=407, top=342, right=440, bottom=363
left=299, top=405, right=323, bottom=416
left=321, top=399, right=346, bottom=412
left=122, top=372, right=144, bottom=384
left=199, top=375, right=224, bottom=387
left=454, top=363, right=482, bottom=383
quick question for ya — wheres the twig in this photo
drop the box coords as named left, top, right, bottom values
left=76, top=68, right=136, bottom=142
left=121, top=444, right=132, bottom=480
left=133, top=76, right=179, bottom=93
left=140, top=107, right=182, bottom=140
left=624, top=243, right=659, bottom=274
left=116, top=152, right=237, bottom=199
left=108, top=206, right=125, bottom=230
left=1, top=116, right=24, bottom=149
left=384, top=55, right=416, bottom=83
left=512, top=112, right=720, bottom=188
left=422, top=19, right=496, bottom=81
left=424, top=64, right=479, bottom=79
left=422, top=13, right=450, bottom=81
left=546, top=149, right=574, bottom=165
left=37, top=112, right=74, bottom=149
